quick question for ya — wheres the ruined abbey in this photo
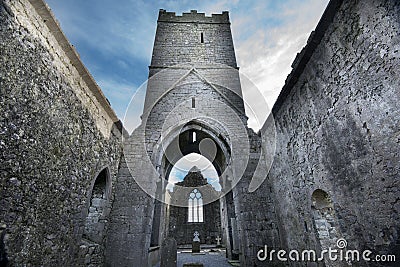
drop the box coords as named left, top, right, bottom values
left=0, top=0, right=399, bottom=266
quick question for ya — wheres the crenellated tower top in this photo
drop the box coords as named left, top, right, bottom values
left=158, top=9, right=230, bottom=24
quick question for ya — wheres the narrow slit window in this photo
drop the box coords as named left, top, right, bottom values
left=200, top=32, right=204, bottom=43
left=192, top=132, right=196, bottom=142
left=192, top=97, right=195, bottom=108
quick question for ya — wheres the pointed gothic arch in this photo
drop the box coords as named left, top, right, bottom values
left=157, top=119, right=231, bottom=186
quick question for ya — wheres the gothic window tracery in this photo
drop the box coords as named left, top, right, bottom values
left=188, top=188, right=203, bottom=222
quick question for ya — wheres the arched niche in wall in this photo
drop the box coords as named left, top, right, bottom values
left=311, top=189, right=339, bottom=250
left=83, top=167, right=111, bottom=244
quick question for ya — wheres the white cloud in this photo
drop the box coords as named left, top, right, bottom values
left=233, top=0, right=330, bottom=130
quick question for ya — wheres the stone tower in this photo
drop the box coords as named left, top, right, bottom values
left=143, top=9, right=246, bottom=119
left=105, top=9, right=281, bottom=267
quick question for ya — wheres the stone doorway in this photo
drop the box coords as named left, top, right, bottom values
left=148, top=122, right=240, bottom=266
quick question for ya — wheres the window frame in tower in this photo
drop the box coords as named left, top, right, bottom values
left=192, top=131, right=197, bottom=143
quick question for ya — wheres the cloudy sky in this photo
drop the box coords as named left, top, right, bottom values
left=45, top=0, right=329, bottom=131
left=45, top=0, right=329, bottom=185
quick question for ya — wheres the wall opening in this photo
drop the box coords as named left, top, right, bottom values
left=166, top=153, right=221, bottom=192
left=200, top=32, right=204, bottom=43
left=192, top=97, right=195, bottom=108
left=155, top=124, right=231, bottom=246
left=83, top=168, right=109, bottom=243
left=311, top=189, right=339, bottom=250
left=192, top=131, right=196, bottom=143
left=165, top=153, right=222, bottom=245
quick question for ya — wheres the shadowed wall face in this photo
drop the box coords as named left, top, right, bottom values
left=266, top=0, right=400, bottom=265
left=0, top=0, right=122, bottom=266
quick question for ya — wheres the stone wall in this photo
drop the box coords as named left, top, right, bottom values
left=104, top=154, right=156, bottom=267
left=0, top=0, right=122, bottom=266
left=232, top=131, right=283, bottom=267
left=264, top=0, right=400, bottom=266
left=167, top=170, right=222, bottom=245
left=168, top=201, right=221, bottom=245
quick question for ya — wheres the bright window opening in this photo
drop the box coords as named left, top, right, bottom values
left=192, top=131, right=196, bottom=142
left=188, top=188, right=203, bottom=222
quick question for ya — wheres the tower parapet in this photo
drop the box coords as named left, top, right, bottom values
left=158, top=9, right=230, bottom=24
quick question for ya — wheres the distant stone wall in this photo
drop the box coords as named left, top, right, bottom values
left=168, top=201, right=221, bottom=245
left=167, top=171, right=222, bottom=245
left=0, top=0, right=122, bottom=266
left=265, top=0, right=400, bottom=265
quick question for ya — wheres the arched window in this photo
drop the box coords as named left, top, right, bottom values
left=188, top=189, right=203, bottom=223
left=83, top=168, right=109, bottom=242
left=311, top=189, right=339, bottom=248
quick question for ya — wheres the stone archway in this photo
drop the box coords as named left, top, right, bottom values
left=157, top=120, right=231, bottom=181
left=150, top=121, right=234, bottom=256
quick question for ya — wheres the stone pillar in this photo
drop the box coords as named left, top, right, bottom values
left=230, top=218, right=240, bottom=257
left=161, top=238, right=177, bottom=267
left=104, top=151, right=157, bottom=267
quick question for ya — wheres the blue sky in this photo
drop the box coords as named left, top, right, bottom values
left=45, top=0, right=329, bottom=131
